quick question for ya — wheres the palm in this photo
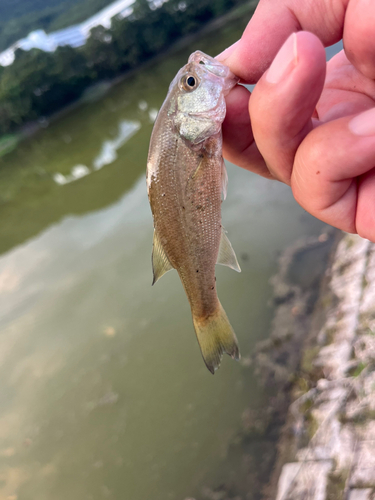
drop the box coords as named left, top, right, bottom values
left=318, top=50, right=375, bottom=124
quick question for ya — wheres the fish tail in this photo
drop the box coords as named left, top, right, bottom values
left=192, top=302, right=240, bottom=374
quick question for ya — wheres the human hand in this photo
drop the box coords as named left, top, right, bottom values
left=217, top=0, right=375, bottom=241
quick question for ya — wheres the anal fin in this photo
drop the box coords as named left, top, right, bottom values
left=217, top=228, right=241, bottom=272
left=152, top=230, right=173, bottom=285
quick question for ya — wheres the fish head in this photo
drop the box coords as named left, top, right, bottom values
left=168, top=51, right=239, bottom=145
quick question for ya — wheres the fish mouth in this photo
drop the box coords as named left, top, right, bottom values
left=189, top=51, right=228, bottom=77
left=188, top=50, right=239, bottom=93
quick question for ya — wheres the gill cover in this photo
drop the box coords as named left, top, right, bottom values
left=171, top=51, right=238, bottom=145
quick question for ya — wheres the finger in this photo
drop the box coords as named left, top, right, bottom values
left=222, top=85, right=271, bottom=178
left=217, top=0, right=347, bottom=83
left=344, top=0, right=375, bottom=80
left=291, top=108, right=375, bottom=240
left=249, top=32, right=326, bottom=184
left=356, top=169, right=375, bottom=240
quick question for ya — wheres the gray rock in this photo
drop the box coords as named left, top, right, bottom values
left=347, top=489, right=373, bottom=500
left=275, top=461, right=332, bottom=500
left=350, top=422, right=375, bottom=487
left=273, top=235, right=375, bottom=499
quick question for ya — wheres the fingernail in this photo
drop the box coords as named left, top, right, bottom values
left=266, top=33, right=298, bottom=84
left=349, top=108, right=375, bottom=136
left=216, top=40, right=240, bottom=62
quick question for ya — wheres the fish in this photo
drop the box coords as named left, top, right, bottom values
left=147, top=51, right=240, bottom=374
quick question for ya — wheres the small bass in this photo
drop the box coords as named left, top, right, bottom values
left=147, top=51, right=240, bottom=374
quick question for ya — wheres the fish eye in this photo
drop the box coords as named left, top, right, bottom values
left=180, top=73, right=199, bottom=92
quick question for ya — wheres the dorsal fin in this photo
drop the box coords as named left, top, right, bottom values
left=152, top=230, right=174, bottom=285
left=216, top=228, right=241, bottom=272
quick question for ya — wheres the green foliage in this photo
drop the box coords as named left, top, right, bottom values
left=0, top=0, right=247, bottom=135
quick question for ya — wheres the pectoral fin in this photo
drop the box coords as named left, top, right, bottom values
left=217, top=228, right=241, bottom=272
left=221, top=158, right=228, bottom=201
left=192, top=157, right=204, bottom=180
left=152, top=230, right=173, bottom=285
left=187, top=154, right=207, bottom=194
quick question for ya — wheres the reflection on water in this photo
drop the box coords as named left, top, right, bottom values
left=92, top=120, right=141, bottom=171
left=138, top=100, right=158, bottom=123
left=0, top=8, right=343, bottom=500
left=52, top=119, right=142, bottom=185
left=53, top=164, right=91, bottom=185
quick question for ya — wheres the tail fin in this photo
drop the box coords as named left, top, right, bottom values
left=193, top=302, right=240, bottom=374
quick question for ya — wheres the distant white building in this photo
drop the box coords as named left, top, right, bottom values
left=49, top=26, right=87, bottom=49
left=18, top=29, right=56, bottom=52
left=0, top=0, right=135, bottom=67
left=80, top=0, right=135, bottom=36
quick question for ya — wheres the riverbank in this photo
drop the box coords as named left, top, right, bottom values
left=261, top=232, right=375, bottom=499
left=184, top=228, right=340, bottom=500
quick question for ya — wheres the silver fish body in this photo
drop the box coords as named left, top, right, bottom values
left=147, top=51, right=240, bottom=373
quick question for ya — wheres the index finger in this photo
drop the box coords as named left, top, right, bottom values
left=218, top=0, right=348, bottom=83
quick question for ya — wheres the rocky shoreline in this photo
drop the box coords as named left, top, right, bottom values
left=269, top=232, right=375, bottom=500
left=186, top=229, right=375, bottom=500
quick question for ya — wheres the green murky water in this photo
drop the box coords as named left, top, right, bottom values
left=0, top=9, right=341, bottom=500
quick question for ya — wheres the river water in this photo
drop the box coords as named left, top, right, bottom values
left=0, top=8, right=342, bottom=500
